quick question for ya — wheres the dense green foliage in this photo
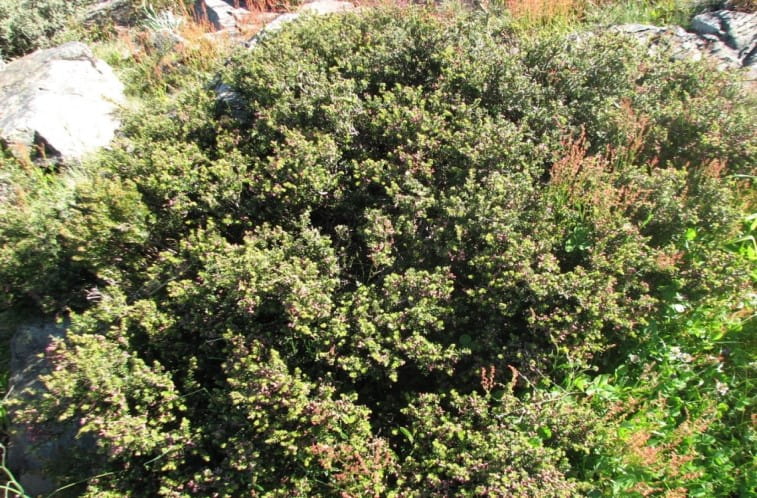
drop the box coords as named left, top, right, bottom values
left=1, top=7, right=755, bottom=496
left=0, top=0, right=97, bottom=58
left=0, top=0, right=191, bottom=60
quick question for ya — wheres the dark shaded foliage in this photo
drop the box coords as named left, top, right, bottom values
left=4, top=8, right=754, bottom=496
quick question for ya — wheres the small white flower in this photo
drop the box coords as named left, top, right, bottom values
left=669, top=346, right=693, bottom=363
left=629, top=354, right=640, bottom=364
left=715, top=380, right=729, bottom=396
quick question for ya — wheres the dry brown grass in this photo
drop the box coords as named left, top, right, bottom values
left=505, top=0, right=582, bottom=25
left=225, top=0, right=301, bottom=12
left=728, top=0, right=756, bottom=12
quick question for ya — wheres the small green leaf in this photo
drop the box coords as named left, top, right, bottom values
left=538, top=426, right=552, bottom=440
left=343, top=414, right=357, bottom=425
left=399, top=426, right=414, bottom=444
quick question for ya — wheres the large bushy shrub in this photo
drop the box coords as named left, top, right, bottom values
left=4, top=8, right=755, bottom=496
left=0, top=0, right=99, bottom=58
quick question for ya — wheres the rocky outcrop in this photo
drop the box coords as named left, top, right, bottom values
left=82, top=0, right=137, bottom=27
left=609, top=9, right=756, bottom=83
left=300, top=0, right=355, bottom=15
left=612, top=24, right=738, bottom=66
left=195, top=0, right=251, bottom=31
left=0, top=42, right=125, bottom=164
left=5, top=319, right=91, bottom=497
left=194, top=0, right=355, bottom=44
left=692, top=9, right=756, bottom=54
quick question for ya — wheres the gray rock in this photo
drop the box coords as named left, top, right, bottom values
left=0, top=42, right=125, bottom=164
left=246, top=13, right=301, bottom=48
left=265, top=12, right=302, bottom=31
left=692, top=11, right=726, bottom=37
left=705, top=33, right=744, bottom=66
left=744, top=44, right=757, bottom=67
left=5, top=319, right=79, bottom=497
left=215, top=81, right=252, bottom=122
left=611, top=20, right=754, bottom=80
left=691, top=9, right=757, bottom=52
left=8, top=319, right=70, bottom=395
left=195, top=0, right=251, bottom=31
left=82, top=0, right=136, bottom=27
left=299, top=0, right=355, bottom=14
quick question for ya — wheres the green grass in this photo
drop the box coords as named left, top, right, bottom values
left=492, top=0, right=721, bottom=34
left=583, top=0, right=717, bottom=27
